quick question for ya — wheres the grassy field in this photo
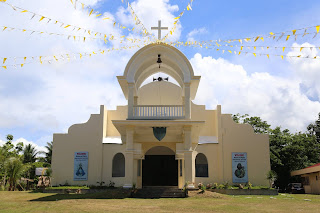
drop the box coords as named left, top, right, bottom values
left=0, top=191, right=319, bottom=213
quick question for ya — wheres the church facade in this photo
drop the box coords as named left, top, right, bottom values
left=51, top=43, right=270, bottom=189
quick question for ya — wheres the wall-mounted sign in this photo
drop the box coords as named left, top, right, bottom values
left=232, top=152, right=248, bottom=183
left=74, top=152, right=88, bottom=181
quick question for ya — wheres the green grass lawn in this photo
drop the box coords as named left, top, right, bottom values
left=0, top=191, right=319, bottom=213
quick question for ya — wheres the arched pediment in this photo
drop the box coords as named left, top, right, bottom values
left=117, top=43, right=200, bottom=100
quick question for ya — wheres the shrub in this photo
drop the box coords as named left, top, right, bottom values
left=212, top=183, right=218, bottom=189
left=198, top=182, right=203, bottom=189
left=206, top=183, right=213, bottom=189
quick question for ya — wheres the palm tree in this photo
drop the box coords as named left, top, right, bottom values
left=44, top=142, right=52, bottom=164
left=22, top=144, right=38, bottom=164
left=266, top=170, right=278, bottom=188
left=5, top=157, right=29, bottom=191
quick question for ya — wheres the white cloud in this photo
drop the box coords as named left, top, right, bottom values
left=187, top=27, right=207, bottom=41
left=191, top=53, right=320, bottom=132
left=116, top=0, right=181, bottom=41
left=0, top=0, right=184, bottom=147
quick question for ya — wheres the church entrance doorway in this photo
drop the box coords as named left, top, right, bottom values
left=142, top=146, right=178, bottom=186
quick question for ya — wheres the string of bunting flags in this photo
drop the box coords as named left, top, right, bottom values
left=1, top=25, right=151, bottom=45
left=205, top=48, right=320, bottom=60
left=68, top=0, right=151, bottom=38
left=1, top=1, right=141, bottom=42
left=1, top=43, right=151, bottom=70
left=214, top=24, right=320, bottom=45
left=162, top=0, right=194, bottom=41
left=169, top=41, right=320, bottom=52
left=119, top=0, right=155, bottom=39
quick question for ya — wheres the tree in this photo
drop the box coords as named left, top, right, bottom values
left=266, top=170, right=277, bottom=188
left=44, top=142, right=52, bottom=165
left=232, top=113, right=270, bottom=134
left=5, top=157, right=29, bottom=191
left=233, top=113, right=320, bottom=189
left=22, top=144, right=38, bottom=164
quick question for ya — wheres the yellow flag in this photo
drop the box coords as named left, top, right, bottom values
left=84, top=37, right=86, bottom=42
left=297, top=55, right=301, bottom=58
left=253, top=53, right=257, bottom=57
left=2, top=66, right=7, bottom=69
left=286, top=35, right=290, bottom=41
left=3, top=58, right=7, bottom=64
left=89, top=9, right=93, bottom=16
left=73, top=36, right=76, bottom=41
left=281, top=55, right=284, bottom=60
left=80, top=53, right=82, bottom=59
left=96, top=14, right=102, bottom=17
left=113, top=22, right=116, bottom=27
left=39, top=16, right=45, bottom=21
left=254, top=46, right=256, bottom=51
left=64, top=25, right=71, bottom=28
left=241, top=46, right=243, bottom=50
left=238, top=51, right=241, bottom=55
left=24, top=57, right=26, bottom=62
left=54, top=56, right=58, bottom=61
left=300, top=47, right=304, bottom=51
left=267, top=54, right=269, bottom=59
left=103, top=17, right=110, bottom=20
left=228, top=50, right=232, bottom=53
left=292, top=30, right=297, bottom=35
left=316, top=26, right=320, bottom=33
left=21, top=10, right=28, bottom=13
left=88, top=30, right=91, bottom=35
left=269, top=32, right=274, bottom=35
left=254, top=36, right=260, bottom=42
left=3, top=26, right=7, bottom=31
left=282, top=47, right=286, bottom=52
left=21, top=64, right=24, bottom=67
left=174, top=17, right=180, bottom=20
left=39, top=56, right=42, bottom=64
left=260, top=37, right=264, bottom=41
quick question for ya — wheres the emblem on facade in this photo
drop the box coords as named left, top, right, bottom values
left=152, top=127, right=167, bottom=141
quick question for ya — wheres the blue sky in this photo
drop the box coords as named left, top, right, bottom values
left=0, top=0, right=320, bottom=151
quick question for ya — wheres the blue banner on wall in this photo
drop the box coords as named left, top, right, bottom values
left=74, top=152, right=88, bottom=181
left=232, top=152, right=248, bottom=183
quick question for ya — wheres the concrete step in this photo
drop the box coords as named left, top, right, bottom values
left=133, top=187, right=186, bottom=198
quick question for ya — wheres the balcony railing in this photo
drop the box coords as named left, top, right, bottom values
left=132, top=105, right=185, bottom=119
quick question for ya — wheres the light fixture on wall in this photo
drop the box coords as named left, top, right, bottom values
left=157, top=54, right=162, bottom=69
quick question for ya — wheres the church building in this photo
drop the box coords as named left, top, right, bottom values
left=52, top=43, right=270, bottom=189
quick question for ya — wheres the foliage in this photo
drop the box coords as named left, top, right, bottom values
left=266, top=170, right=278, bottom=188
left=38, top=142, right=52, bottom=166
left=0, top=135, right=51, bottom=191
left=5, top=157, right=29, bottom=191
left=233, top=113, right=320, bottom=190
left=23, top=144, right=38, bottom=164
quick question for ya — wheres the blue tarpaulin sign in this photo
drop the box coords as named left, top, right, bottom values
left=74, top=152, right=88, bottom=181
left=232, top=152, right=248, bottom=183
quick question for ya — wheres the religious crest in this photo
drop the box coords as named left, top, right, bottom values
left=152, top=127, right=167, bottom=141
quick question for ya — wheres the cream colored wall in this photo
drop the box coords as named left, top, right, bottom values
left=52, top=93, right=270, bottom=187
left=101, top=144, right=127, bottom=187
left=302, top=173, right=320, bottom=194
left=195, top=144, right=220, bottom=185
left=220, top=114, right=270, bottom=186
left=106, top=106, right=127, bottom=137
left=138, top=81, right=183, bottom=105
left=52, top=106, right=106, bottom=186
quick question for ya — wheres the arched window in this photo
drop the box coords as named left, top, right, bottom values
left=195, top=153, right=208, bottom=177
left=112, top=153, right=125, bottom=177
